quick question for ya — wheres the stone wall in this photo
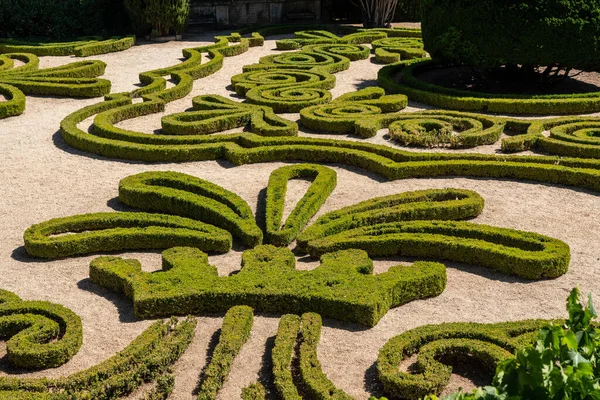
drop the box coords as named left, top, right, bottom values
left=189, top=0, right=322, bottom=28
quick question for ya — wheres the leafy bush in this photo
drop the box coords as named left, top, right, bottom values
left=124, top=0, right=189, bottom=37
left=421, top=0, right=600, bottom=72
left=430, top=287, right=600, bottom=400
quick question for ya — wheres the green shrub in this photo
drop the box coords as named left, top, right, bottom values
left=265, top=164, right=337, bottom=246
left=378, top=319, right=551, bottom=399
left=124, top=0, right=189, bottom=37
left=0, top=317, right=195, bottom=399
left=241, top=383, right=266, bottom=400
left=90, top=245, right=446, bottom=326
left=0, top=36, right=135, bottom=57
left=24, top=212, right=232, bottom=258
left=421, top=0, right=600, bottom=72
left=272, top=315, right=303, bottom=400
left=0, top=289, right=82, bottom=370
left=197, top=306, right=254, bottom=400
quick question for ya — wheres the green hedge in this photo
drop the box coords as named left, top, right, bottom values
left=265, top=164, right=337, bottom=246
left=297, top=188, right=484, bottom=247
left=90, top=245, right=446, bottom=326
left=0, top=36, right=135, bottom=57
left=24, top=212, right=232, bottom=259
left=231, top=43, right=371, bottom=113
left=241, top=383, right=266, bottom=400
left=0, top=289, right=82, bottom=370
left=379, top=59, right=600, bottom=115
left=300, top=87, right=408, bottom=137
left=0, top=53, right=110, bottom=119
left=119, top=171, right=262, bottom=247
left=197, top=306, right=254, bottom=400
left=0, top=317, right=195, bottom=399
left=377, top=320, right=554, bottom=399
left=372, top=37, right=425, bottom=64
left=299, top=313, right=354, bottom=399
left=272, top=314, right=302, bottom=400
left=162, top=94, right=297, bottom=137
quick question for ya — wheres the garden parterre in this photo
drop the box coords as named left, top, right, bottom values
left=3, top=26, right=593, bottom=397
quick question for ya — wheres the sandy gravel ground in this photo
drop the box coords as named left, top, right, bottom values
left=1, top=25, right=600, bottom=399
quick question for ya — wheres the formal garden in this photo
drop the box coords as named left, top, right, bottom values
left=1, top=0, right=600, bottom=398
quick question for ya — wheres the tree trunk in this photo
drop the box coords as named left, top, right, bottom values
left=352, top=0, right=398, bottom=28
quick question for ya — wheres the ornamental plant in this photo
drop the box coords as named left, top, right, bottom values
left=124, top=0, right=189, bottom=37
left=428, top=287, right=600, bottom=400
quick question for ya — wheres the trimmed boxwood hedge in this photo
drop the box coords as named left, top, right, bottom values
left=272, top=314, right=303, bottom=400
left=379, top=59, right=600, bottom=115
left=0, top=36, right=135, bottom=57
left=0, top=52, right=110, bottom=119
left=197, top=306, right=254, bottom=400
left=119, top=171, right=263, bottom=247
left=0, top=289, right=82, bottom=370
left=90, top=245, right=446, bottom=326
left=372, top=37, right=425, bottom=64
left=297, top=188, right=569, bottom=280
left=377, top=320, right=555, bottom=399
left=0, top=317, right=195, bottom=399
left=265, top=164, right=337, bottom=246
left=24, top=212, right=232, bottom=259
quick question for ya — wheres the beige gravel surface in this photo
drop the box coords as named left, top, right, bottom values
left=1, top=27, right=600, bottom=399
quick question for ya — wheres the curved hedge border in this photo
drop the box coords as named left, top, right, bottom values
left=379, top=59, right=600, bottom=115
left=274, top=27, right=421, bottom=50
left=119, top=171, right=263, bottom=247
left=377, top=320, right=554, bottom=399
left=300, top=87, right=408, bottom=137
left=265, top=164, right=336, bottom=246
left=230, top=43, right=370, bottom=113
left=297, top=188, right=569, bottom=280
left=162, top=94, right=298, bottom=137
left=0, top=317, right=196, bottom=399
left=0, top=52, right=110, bottom=118
left=90, top=245, right=446, bottom=326
left=372, top=37, right=425, bottom=64
left=298, top=313, right=354, bottom=399
left=272, top=314, right=302, bottom=400
left=0, top=36, right=135, bottom=57
left=197, top=306, right=254, bottom=400
left=24, top=211, right=232, bottom=258
left=0, top=289, right=82, bottom=369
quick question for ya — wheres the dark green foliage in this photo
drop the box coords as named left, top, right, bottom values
left=162, top=94, right=298, bottom=137
left=0, top=317, right=196, bottom=399
left=0, top=289, right=82, bottom=370
left=24, top=212, right=232, bottom=259
left=0, top=53, right=110, bottom=119
left=124, top=0, right=189, bottom=37
left=372, top=37, right=425, bottom=64
left=379, top=59, right=600, bottom=115
left=300, top=87, right=408, bottom=137
left=119, top=171, right=262, bottom=247
left=421, top=0, right=600, bottom=71
left=299, top=313, right=354, bottom=399
left=378, top=319, right=552, bottom=399
left=197, top=306, right=254, bottom=400
left=89, top=245, right=446, bottom=326
left=272, top=315, right=302, bottom=400
left=265, top=164, right=337, bottom=246
left=0, top=0, right=124, bottom=39
left=0, top=36, right=135, bottom=57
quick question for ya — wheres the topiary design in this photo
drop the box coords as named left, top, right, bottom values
left=372, top=37, right=426, bottom=64
left=89, top=244, right=446, bottom=326
left=0, top=289, right=82, bottom=369
left=0, top=317, right=196, bottom=399
left=161, top=94, right=298, bottom=137
left=0, top=36, right=135, bottom=57
left=377, top=319, right=552, bottom=400
left=0, top=53, right=110, bottom=119
left=379, top=59, right=600, bottom=115
left=265, top=164, right=337, bottom=246
left=299, top=87, right=408, bottom=137
left=231, top=43, right=370, bottom=113
left=297, top=188, right=570, bottom=280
